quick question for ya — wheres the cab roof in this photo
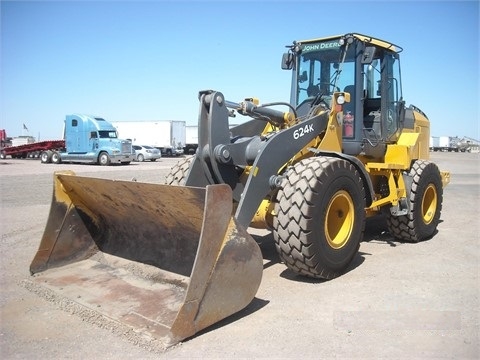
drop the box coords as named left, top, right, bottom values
left=297, top=33, right=403, bottom=53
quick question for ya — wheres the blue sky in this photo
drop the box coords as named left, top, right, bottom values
left=1, top=0, right=479, bottom=140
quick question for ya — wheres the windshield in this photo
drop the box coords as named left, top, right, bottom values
left=98, top=131, right=118, bottom=139
left=296, top=39, right=356, bottom=107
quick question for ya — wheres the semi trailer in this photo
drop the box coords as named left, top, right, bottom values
left=1, top=115, right=135, bottom=165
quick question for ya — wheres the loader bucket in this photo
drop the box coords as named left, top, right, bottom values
left=29, top=171, right=263, bottom=348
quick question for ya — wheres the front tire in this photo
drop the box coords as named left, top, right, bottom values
left=387, top=160, right=443, bottom=242
left=273, top=157, right=366, bottom=279
left=165, top=155, right=194, bottom=185
left=98, top=152, right=111, bottom=166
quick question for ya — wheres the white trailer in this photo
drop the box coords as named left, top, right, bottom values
left=431, top=136, right=451, bottom=151
left=430, top=136, right=463, bottom=152
left=429, top=136, right=439, bottom=151
left=12, top=136, right=36, bottom=147
left=439, top=136, right=450, bottom=150
left=112, top=120, right=186, bottom=156
left=184, top=125, right=198, bottom=155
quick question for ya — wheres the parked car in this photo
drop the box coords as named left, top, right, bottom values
left=132, top=145, right=162, bottom=162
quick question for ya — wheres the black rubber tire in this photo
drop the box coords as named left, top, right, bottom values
left=40, top=151, right=52, bottom=164
left=98, top=152, right=111, bottom=166
left=386, top=160, right=443, bottom=242
left=51, top=151, right=62, bottom=164
left=137, top=154, right=144, bottom=162
left=165, top=155, right=194, bottom=185
left=0, top=151, right=6, bottom=159
left=273, top=157, right=366, bottom=279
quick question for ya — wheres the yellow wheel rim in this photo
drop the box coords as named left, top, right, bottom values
left=325, top=190, right=354, bottom=249
left=422, top=184, right=437, bottom=224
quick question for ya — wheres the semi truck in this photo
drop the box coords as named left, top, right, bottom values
left=1, top=114, right=135, bottom=165
left=0, top=129, right=12, bottom=153
left=111, top=120, right=186, bottom=156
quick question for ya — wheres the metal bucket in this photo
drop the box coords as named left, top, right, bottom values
left=29, top=171, right=263, bottom=347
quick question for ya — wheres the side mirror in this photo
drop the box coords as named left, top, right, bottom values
left=281, top=52, right=294, bottom=70
left=362, top=46, right=376, bottom=64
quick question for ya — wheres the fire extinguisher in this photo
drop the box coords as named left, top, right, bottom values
left=343, top=111, right=354, bottom=138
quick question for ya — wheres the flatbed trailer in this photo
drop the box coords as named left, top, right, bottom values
left=0, top=140, right=65, bottom=159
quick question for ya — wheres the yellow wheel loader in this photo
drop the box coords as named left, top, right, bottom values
left=29, top=33, right=449, bottom=348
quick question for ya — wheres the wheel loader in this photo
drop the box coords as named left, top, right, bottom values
left=28, top=33, right=450, bottom=348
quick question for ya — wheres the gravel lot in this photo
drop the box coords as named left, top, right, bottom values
left=0, top=152, right=478, bottom=359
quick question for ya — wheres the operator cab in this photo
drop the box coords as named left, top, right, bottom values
left=282, top=33, right=405, bottom=158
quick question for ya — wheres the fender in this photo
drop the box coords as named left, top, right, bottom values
left=311, top=149, right=375, bottom=207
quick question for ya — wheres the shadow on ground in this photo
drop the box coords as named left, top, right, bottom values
left=248, top=214, right=413, bottom=284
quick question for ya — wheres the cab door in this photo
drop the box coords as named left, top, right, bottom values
left=382, top=52, right=404, bottom=141
left=89, top=131, right=99, bottom=153
left=364, top=51, right=403, bottom=141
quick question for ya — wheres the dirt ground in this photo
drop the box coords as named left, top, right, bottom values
left=0, top=152, right=478, bottom=359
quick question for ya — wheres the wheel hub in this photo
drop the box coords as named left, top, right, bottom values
left=422, top=184, right=437, bottom=224
left=325, top=190, right=354, bottom=249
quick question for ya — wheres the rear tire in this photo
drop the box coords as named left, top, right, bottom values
left=51, top=151, right=62, bottom=164
left=40, top=151, right=52, bottom=164
left=386, top=160, right=443, bottom=242
left=165, top=155, right=194, bottom=185
left=273, top=157, right=366, bottom=279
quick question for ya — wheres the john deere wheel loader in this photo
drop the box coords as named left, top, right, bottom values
left=29, top=33, right=449, bottom=348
